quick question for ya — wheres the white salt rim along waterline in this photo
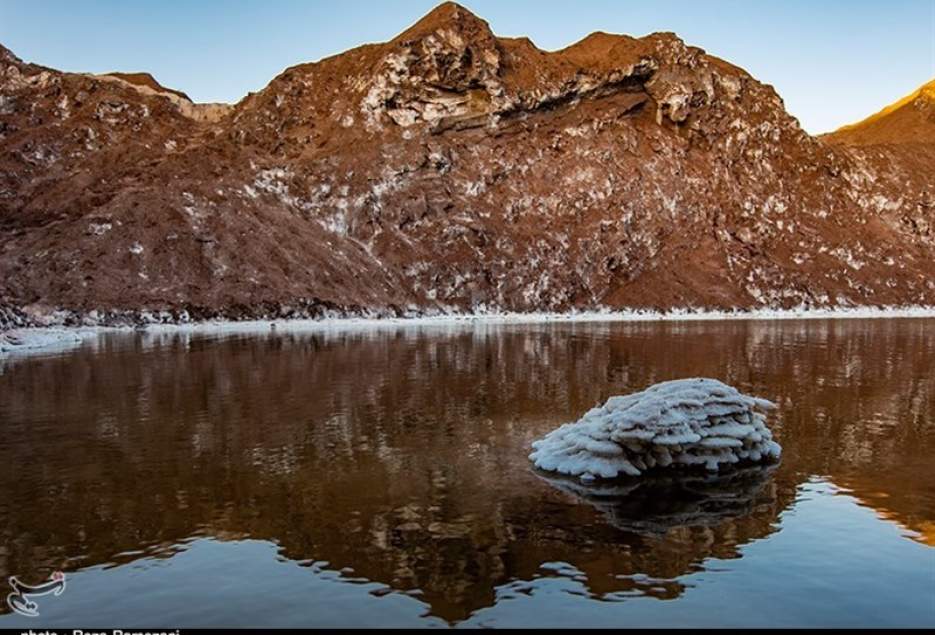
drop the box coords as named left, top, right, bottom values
left=529, top=378, right=782, bottom=481
left=2, top=304, right=935, bottom=358
left=0, top=328, right=89, bottom=356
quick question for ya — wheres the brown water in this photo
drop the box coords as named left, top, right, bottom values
left=0, top=319, right=933, bottom=627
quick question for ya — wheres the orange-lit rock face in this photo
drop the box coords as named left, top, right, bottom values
left=1, top=3, right=934, bottom=326
left=824, top=79, right=935, bottom=146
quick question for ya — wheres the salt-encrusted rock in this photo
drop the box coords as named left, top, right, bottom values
left=530, top=378, right=781, bottom=480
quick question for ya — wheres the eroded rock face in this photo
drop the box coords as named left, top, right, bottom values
left=1, top=3, right=934, bottom=325
left=361, top=5, right=505, bottom=131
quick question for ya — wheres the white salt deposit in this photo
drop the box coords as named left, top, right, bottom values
left=3, top=304, right=934, bottom=359
left=530, top=378, right=781, bottom=480
left=0, top=328, right=84, bottom=355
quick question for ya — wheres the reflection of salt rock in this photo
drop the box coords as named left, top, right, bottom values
left=536, top=463, right=778, bottom=534
left=530, top=378, right=781, bottom=481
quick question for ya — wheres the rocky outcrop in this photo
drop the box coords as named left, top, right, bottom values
left=102, top=71, right=193, bottom=101
left=1, top=2, right=933, bottom=326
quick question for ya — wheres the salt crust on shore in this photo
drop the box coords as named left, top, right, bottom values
left=2, top=305, right=933, bottom=358
left=0, top=328, right=84, bottom=355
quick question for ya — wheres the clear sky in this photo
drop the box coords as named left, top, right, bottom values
left=1, top=0, right=933, bottom=133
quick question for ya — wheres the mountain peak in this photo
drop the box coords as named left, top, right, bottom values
left=824, top=77, right=935, bottom=145
left=393, top=2, right=494, bottom=44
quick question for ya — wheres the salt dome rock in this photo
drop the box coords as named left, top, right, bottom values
left=530, top=378, right=781, bottom=480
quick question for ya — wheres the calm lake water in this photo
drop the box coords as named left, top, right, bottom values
left=0, top=319, right=933, bottom=627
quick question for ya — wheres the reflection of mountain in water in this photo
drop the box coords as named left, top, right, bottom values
left=0, top=319, right=932, bottom=621
left=833, top=474, right=935, bottom=547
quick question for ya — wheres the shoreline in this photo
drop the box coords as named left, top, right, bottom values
left=3, top=305, right=935, bottom=358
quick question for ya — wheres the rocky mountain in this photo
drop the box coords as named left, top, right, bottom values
left=1, top=2, right=933, bottom=327
left=823, top=79, right=935, bottom=146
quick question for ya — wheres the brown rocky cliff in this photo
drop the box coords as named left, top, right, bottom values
left=1, top=2, right=933, bottom=326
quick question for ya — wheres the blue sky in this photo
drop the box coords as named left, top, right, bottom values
left=1, top=0, right=933, bottom=133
